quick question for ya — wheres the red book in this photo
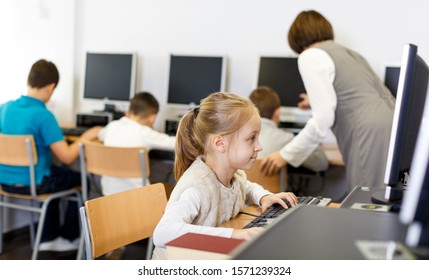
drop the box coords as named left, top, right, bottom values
left=166, top=232, right=245, bottom=260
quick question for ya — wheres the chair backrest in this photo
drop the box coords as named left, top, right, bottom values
left=80, top=141, right=150, bottom=178
left=0, top=134, right=37, bottom=166
left=79, top=141, right=150, bottom=201
left=81, top=182, right=167, bottom=259
left=245, top=158, right=287, bottom=193
left=0, top=134, right=39, bottom=197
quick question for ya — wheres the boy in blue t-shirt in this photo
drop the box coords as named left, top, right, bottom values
left=0, top=59, right=101, bottom=252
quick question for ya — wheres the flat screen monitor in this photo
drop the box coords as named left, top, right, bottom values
left=257, top=56, right=311, bottom=124
left=399, top=94, right=429, bottom=248
left=384, top=66, right=401, bottom=97
left=82, top=52, right=137, bottom=106
left=372, top=44, right=429, bottom=207
left=167, top=55, right=226, bottom=106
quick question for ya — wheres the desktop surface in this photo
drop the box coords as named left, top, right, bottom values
left=231, top=205, right=407, bottom=259
left=340, top=185, right=376, bottom=208
left=340, top=186, right=401, bottom=213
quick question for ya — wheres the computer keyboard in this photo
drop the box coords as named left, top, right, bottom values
left=61, top=126, right=90, bottom=136
left=243, top=196, right=331, bottom=229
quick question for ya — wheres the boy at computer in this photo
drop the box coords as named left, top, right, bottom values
left=0, top=59, right=101, bottom=251
left=249, top=86, right=329, bottom=172
left=97, top=91, right=176, bottom=196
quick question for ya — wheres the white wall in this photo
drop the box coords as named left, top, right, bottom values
left=3, top=0, right=429, bottom=129
left=74, top=0, right=429, bottom=130
left=0, top=0, right=75, bottom=124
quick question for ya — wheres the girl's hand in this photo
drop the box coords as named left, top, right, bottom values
left=260, top=192, right=298, bottom=212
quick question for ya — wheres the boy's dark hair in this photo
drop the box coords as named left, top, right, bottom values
left=129, top=91, right=159, bottom=118
left=27, top=59, right=59, bottom=89
left=249, top=86, right=281, bottom=119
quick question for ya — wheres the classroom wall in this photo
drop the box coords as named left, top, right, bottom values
left=2, top=0, right=429, bottom=128
left=0, top=0, right=75, bottom=124
left=75, top=0, right=429, bottom=131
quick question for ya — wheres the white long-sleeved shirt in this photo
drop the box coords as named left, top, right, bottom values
left=280, top=48, right=337, bottom=167
left=152, top=157, right=271, bottom=259
left=97, top=116, right=176, bottom=195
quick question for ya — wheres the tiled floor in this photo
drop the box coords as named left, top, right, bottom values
left=0, top=226, right=149, bottom=260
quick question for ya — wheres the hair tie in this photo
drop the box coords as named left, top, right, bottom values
left=193, top=107, right=200, bottom=117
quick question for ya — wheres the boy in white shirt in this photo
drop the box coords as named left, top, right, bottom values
left=98, top=92, right=176, bottom=195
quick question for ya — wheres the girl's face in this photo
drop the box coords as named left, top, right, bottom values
left=226, top=113, right=263, bottom=171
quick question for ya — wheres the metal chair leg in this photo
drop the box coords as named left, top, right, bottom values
left=146, top=237, right=154, bottom=260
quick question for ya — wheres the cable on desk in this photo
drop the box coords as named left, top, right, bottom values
left=238, top=211, right=259, bottom=218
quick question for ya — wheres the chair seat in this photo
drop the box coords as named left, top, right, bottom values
left=0, top=186, right=81, bottom=201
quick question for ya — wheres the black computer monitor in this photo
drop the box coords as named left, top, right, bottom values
left=384, top=66, right=401, bottom=97
left=400, top=93, right=429, bottom=248
left=257, top=57, right=311, bottom=124
left=82, top=52, right=137, bottom=111
left=372, top=44, right=429, bottom=207
left=167, top=54, right=226, bottom=106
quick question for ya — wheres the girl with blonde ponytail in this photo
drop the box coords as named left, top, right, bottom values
left=152, top=92, right=298, bottom=259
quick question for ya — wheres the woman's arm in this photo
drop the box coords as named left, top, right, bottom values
left=280, top=48, right=337, bottom=167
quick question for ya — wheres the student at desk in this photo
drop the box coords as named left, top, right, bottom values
left=97, top=91, right=176, bottom=196
left=249, top=86, right=328, bottom=172
left=0, top=59, right=101, bottom=251
left=152, top=92, right=298, bottom=260
left=261, top=10, right=394, bottom=192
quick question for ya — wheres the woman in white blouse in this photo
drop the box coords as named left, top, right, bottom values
left=261, top=10, right=395, bottom=192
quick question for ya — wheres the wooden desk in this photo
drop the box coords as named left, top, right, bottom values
left=60, top=123, right=80, bottom=143
left=219, top=206, right=262, bottom=229
left=321, top=143, right=344, bottom=166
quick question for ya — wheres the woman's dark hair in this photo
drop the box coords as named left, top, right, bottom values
left=288, top=10, right=334, bottom=54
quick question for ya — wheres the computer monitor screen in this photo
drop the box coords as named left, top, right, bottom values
left=384, top=66, right=401, bottom=97
left=399, top=95, right=429, bottom=248
left=257, top=57, right=311, bottom=124
left=167, top=55, right=226, bottom=105
left=82, top=52, right=137, bottom=102
left=372, top=44, right=429, bottom=206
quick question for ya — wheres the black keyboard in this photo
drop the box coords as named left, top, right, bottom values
left=61, top=126, right=89, bottom=136
left=243, top=196, right=331, bottom=229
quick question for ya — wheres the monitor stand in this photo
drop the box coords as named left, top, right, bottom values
left=95, top=104, right=125, bottom=120
left=371, top=186, right=403, bottom=211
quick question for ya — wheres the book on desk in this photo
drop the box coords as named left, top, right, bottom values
left=166, top=232, right=244, bottom=260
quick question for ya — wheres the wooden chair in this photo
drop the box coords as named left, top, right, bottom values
left=78, top=141, right=150, bottom=201
left=79, top=183, right=167, bottom=260
left=0, top=134, right=82, bottom=259
left=77, top=140, right=151, bottom=258
left=245, top=158, right=287, bottom=193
